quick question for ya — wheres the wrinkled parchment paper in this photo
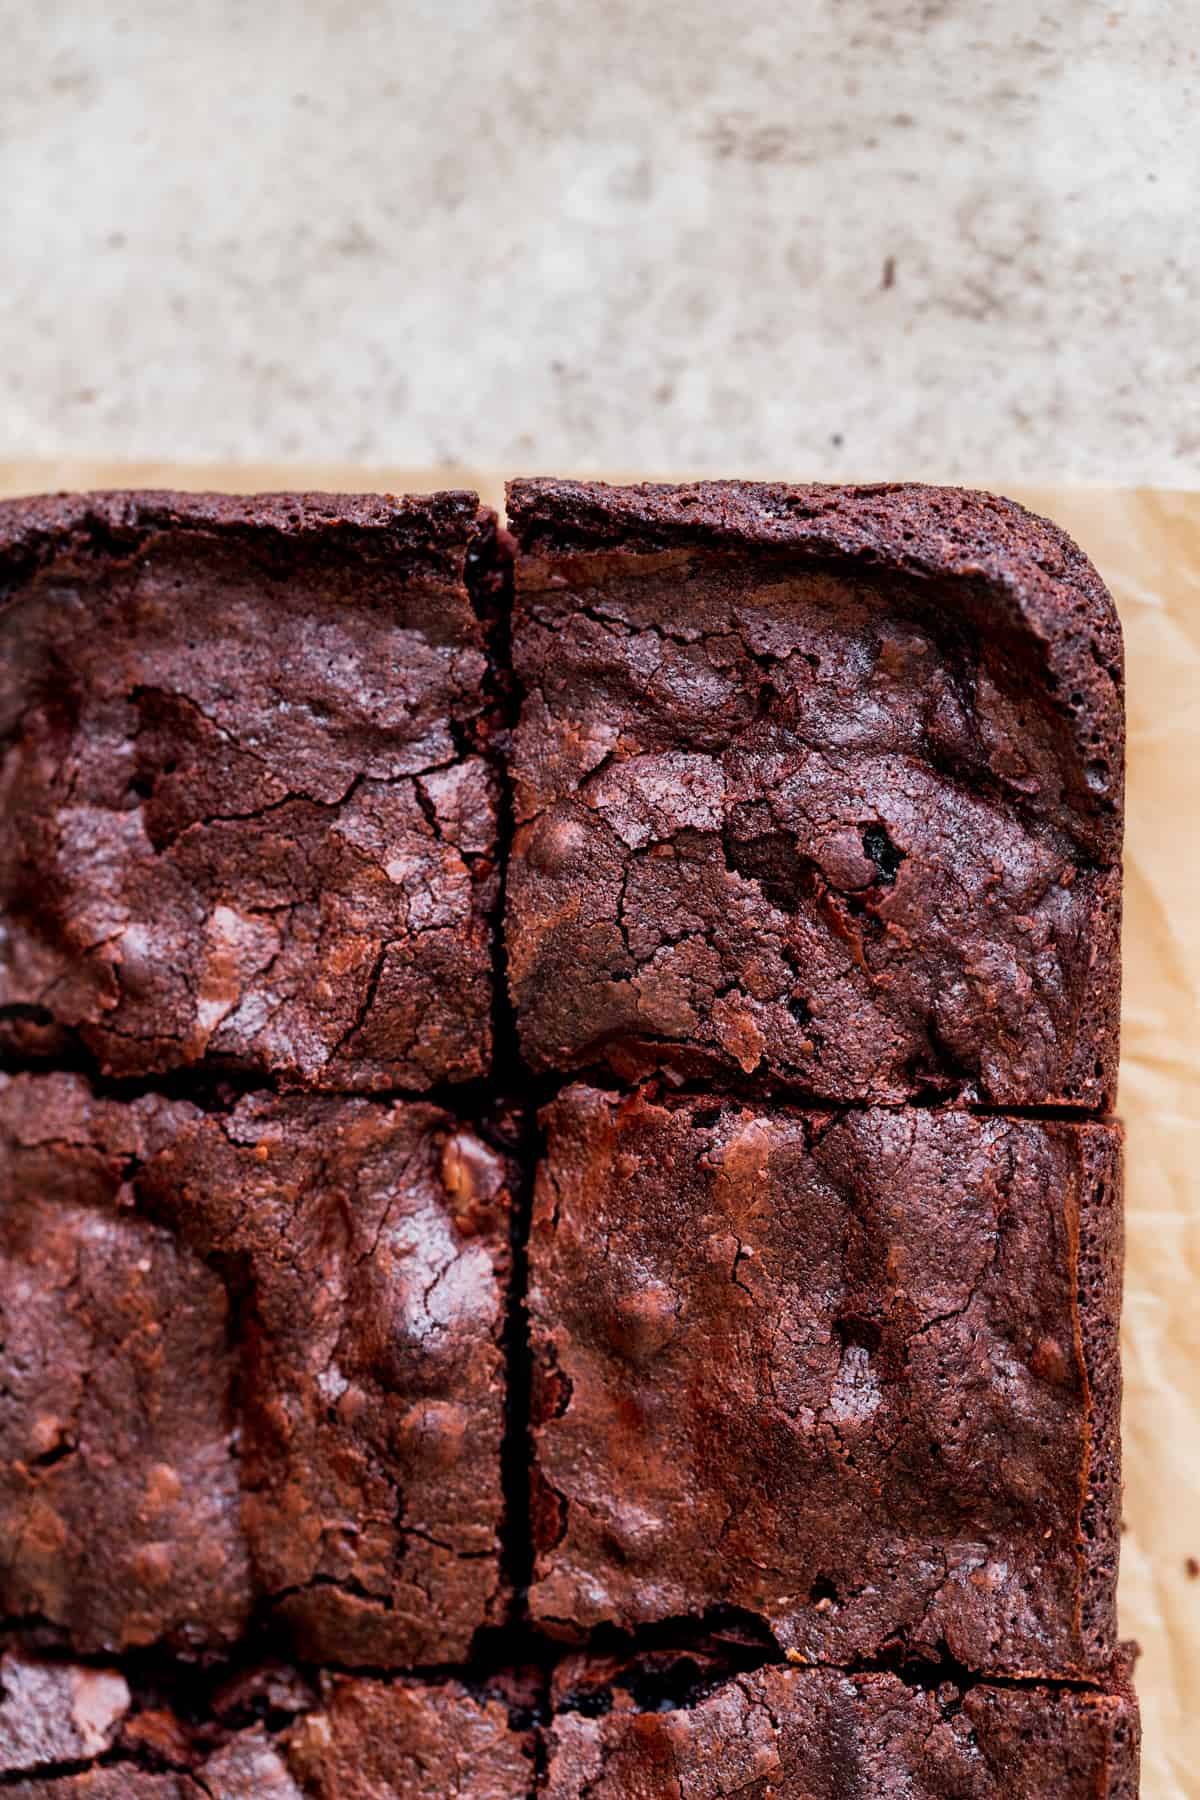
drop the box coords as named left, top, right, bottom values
left=2, top=466, right=1196, bottom=1798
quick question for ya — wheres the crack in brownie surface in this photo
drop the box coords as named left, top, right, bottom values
left=505, top=479, right=1123, bottom=1107
left=0, top=491, right=499, bottom=1090
left=540, top=1659, right=1140, bottom=1799
left=527, top=1086, right=1122, bottom=1679
left=0, top=1644, right=1138, bottom=1800
left=0, top=1655, right=538, bottom=1800
left=0, top=1073, right=512, bottom=1665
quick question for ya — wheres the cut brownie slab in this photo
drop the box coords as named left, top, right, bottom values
left=541, top=1662, right=1140, bottom=1799
left=0, top=1075, right=512, bottom=1664
left=529, top=1087, right=1122, bottom=1679
left=0, top=1652, right=1139, bottom=1799
left=0, top=490, right=499, bottom=1089
left=506, top=479, right=1123, bottom=1106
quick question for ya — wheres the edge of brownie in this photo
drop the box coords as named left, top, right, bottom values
left=505, top=476, right=1124, bottom=864
left=1074, top=1120, right=1125, bottom=1668
left=0, top=487, right=486, bottom=572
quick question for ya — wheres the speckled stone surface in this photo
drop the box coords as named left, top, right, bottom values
left=0, top=2, right=1194, bottom=482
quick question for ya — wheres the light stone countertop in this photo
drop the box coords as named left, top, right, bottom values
left=0, top=2, right=1196, bottom=491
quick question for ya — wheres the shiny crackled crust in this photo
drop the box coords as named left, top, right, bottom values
left=0, top=1073, right=512, bottom=1666
left=505, top=478, right=1123, bottom=1107
left=0, top=489, right=500, bottom=1090
left=505, top=477, right=1124, bottom=830
left=528, top=1087, right=1124, bottom=1679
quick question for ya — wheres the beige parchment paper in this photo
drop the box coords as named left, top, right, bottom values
left=1013, top=486, right=1200, bottom=1800
left=1, top=465, right=1196, bottom=1798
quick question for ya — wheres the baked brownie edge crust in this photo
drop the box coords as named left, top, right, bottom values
left=505, top=475, right=1124, bottom=831
left=505, top=478, right=1123, bottom=1106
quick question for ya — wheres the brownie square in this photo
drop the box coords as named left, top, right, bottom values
left=0, top=1074, right=513, bottom=1664
left=0, top=490, right=500, bottom=1090
left=542, top=1663, right=1140, bottom=1799
left=506, top=479, right=1123, bottom=1107
left=529, top=1087, right=1123, bottom=1678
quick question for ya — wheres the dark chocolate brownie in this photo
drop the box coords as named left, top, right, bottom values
left=0, top=479, right=1137, bottom=1792
left=528, top=1086, right=1123, bottom=1678
left=6, top=1781, right=202, bottom=1799
left=283, top=1674, right=535, bottom=1798
left=0, top=1666, right=535, bottom=1798
left=0, top=490, right=499, bottom=1090
left=0, top=1656, right=1140, bottom=1799
left=0, top=1073, right=512, bottom=1663
left=541, top=1662, right=1140, bottom=1799
left=0, top=1651, right=131, bottom=1776
left=505, top=479, right=1123, bottom=1106
left=0, top=1079, right=248, bottom=1653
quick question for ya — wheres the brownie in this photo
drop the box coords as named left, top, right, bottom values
left=283, top=1674, right=535, bottom=1798
left=541, top=1662, right=1140, bottom=1799
left=505, top=479, right=1123, bottom=1106
left=0, top=1651, right=130, bottom=1775
left=0, top=1659, right=1140, bottom=1800
left=0, top=1670, right=536, bottom=1799
left=193, top=1733, right=306, bottom=1800
left=0, top=490, right=499, bottom=1090
left=0, top=477, right=1137, bottom=1789
left=5, top=1781, right=203, bottom=1799
left=0, top=1080, right=248, bottom=1653
left=528, top=1086, right=1123, bottom=1678
left=0, top=1073, right=513, bottom=1663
